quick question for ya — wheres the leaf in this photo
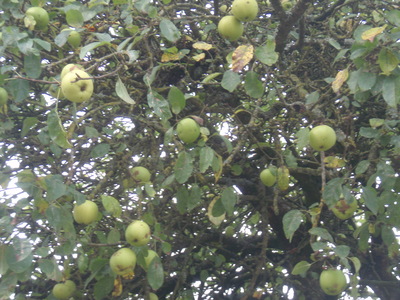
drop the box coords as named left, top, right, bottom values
left=101, top=195, right=122, bottom=218
left=282, top=210, right=304, bottom=242
left=176, top=185, right=189, bottom=214
left=348, top=257, right=361, bottom=274
left=334, top=245, right=350, bottom=258
left=244, top=71, right=264, bottom=98
left=355, top=160, right=370, bottom=175
left=332, top=68, right=349, bottom=93
left=168, top=86, right=185, bottom=114
left=147, top=90, right=172, bottom=121
left=295, top=127, right=310, bottom=150
left=90, top=143, right=110, bottom=158
left=232, top=44, right=254, bottom=72
left=369, top=118, right=384, bottom=128
left=199, top=146, right=215, bottom=173
left=116, top=77, right=136, bottom=104
left=5, top=237, right=33, bottom=273
left=66, top=10, right=84, bottom=28
left=94, top=276, right=114, bottom=300
left=159, top=19, right=181, bottom=42
left=323, top=178, right=344, bottom=208
left=255, top=40, right=279, bottom=66
left=174, top=151, right=194, bottom=184
left=291, top=261, right=311, bottom=276
left=47, top=109, right=72, bottom=149
left=309, top=227, right=334, bottom=243
left=324, top=156, right=346, bottom=168
left=188, top=184, right=202, bottom=211
left=382, top=76, right=400, bottom=108
left=21, top=117, right=38, bottom=138
left=362, top=186, right=378, bottom=215
left=45, top=175, right=67, bottom=202
left=147, top=256, right=164, bottom=290
left=277, top=166, right=290, bottom=191
left=79, top=41, right=111, bottom=59
left=208, top=197, right=225, bottom=226
left=192, top=41, right=213, bottom=50
left=24, top=53, right=41, bottom=79
left=361, top=25, right=386, bottom=42
left=202, top=72, right=222, bottom=83
left=378, top=48, right=399, bottom=75
left=221, top=186, right=237, bottom=216
left=221, top=70, right=240, bottom=92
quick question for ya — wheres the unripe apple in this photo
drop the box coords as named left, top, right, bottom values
left=281, top=0, right=294, bottom=11
left=125, top=220, right=151, bottom=246
left=149, top=292, right=158, bottom=300
left=0, top=87, right=9, bottom=105
left=61, top=69, right=94, bottom=103
left=309, top=125, right=336, bottom=151
left=319, top=269, right=347, bottom=296
left=52, top=280, right=76, bottom=300
left=217, top=16, right=244, bottom=42
left=131, top=166, right=151, bottom=184
left=225, top=226, right=235, bottom=237
left=260, top=168, right=276, bottom=187
left=331, top=199, right=357, bottom=220
left=143, top=250, right=159, bottom=270
left=62, top=29, right=81, bottom=49
left=73, top=200, right=99, bottom=225
left=60, top=64, right=84, bottom=80
left=25, top=7, right=49, bottom=30
left=231, top=0, right=259, bottom=22
left=176, top=118, right=200, bottom=143
left=109, top=248, right=137, bottom=275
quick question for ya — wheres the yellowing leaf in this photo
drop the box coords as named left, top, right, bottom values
left=207, top=197, right=225, bottom=226
left=161, top=51, right=185, bottom=62
left=378, top=48, right=399, bottom=75
left=112, top=277, right=123, bottom=297
left=324, top=156, right=346, bottom=168
left=192, top=53, right=206, bottom=61
left=193, top=41, right=213, bottom=51
left=277, top=166, right=290, bottom=191
left=361, top=25, right=387, bottom=42
left=232, top=45, right=254, bottom=73
left=332, top=68, right=349, bottom=93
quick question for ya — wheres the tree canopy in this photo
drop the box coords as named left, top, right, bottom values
left=0, top=0, right=399, bottom=299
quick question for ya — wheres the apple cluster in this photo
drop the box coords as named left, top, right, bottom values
left=218, top=0, right=259, bottom=41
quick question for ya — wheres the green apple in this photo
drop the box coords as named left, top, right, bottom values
left=331, top=199, right=357, bottom=220
left=319, top=269, right=347, bottom=296
left=217, top=16, right=244, bottom=41
left=143, top=250, right=159, bottom=270
left=109, top=248, right=137, bottom=275
left=225, top=226, right=235, bottom=237
left=25, top=7, right=49, bottom=30
left=73, top=200, right=99, bottom=225
left=60, top=64, right=84, bottom=80
left=176, top=118, right=200, bottom=143
left=52, top=280, right=76, bottom=300
left=131, top=166, right=151, bottom=184
left=149, top=292, right=158, bottom=300
left=231, top=0, right=259, bottom=22
left=61, top=69, right=94, bottom=103
left=0, top=87, right=9, bottom=105
left=260, top=168, right=276, bottom=187
left=125, top=220, right=151, bottom=246
left=62, top=29, right=81, bottom=49
left=309, top=125, right=336, bottom=151
left=281, top=0, right=294, bottom=11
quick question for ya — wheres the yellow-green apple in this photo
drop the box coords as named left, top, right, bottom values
left=125, top=220, right=151, bottom=246
left=309, top=125, right=336, bottom=151
left=61, top=69, right=94, bottom=103
left=225, top=226, right=235, bottom=237
left=217, top=16, right=244, bottom=41
left=73, top=200, right=99, bottom=225
left=319, top=269, right=347, bottom=295
left=331, top=199, right=357, bottom=220
left=52, top=280, right=76, bottom=300
left=149, top=293, right=158, bottom=300
left=231, top=0, right=259, bottom=22
left=281, top=0, right=294, bottom=11
left=131, top=166, right=151, bottom=184
left=260, top=168, right=277, bottom=187
left=60, top=64, right=84, bottom=80
left=25, top=7, right=49, bottom=30
left=0, top=87, right=8, bottom=105
left=176, top=118, right=200, bottom=143
left=62, top=29, right=81, bottom=49
left=143, top=250, right=159, bottom=270
left=109, top=248, right=137, bottom=275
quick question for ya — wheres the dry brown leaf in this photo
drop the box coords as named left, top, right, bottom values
left=232, top=45, right=254, bottom=72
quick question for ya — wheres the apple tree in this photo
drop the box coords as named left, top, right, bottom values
left=0, top=0, right=399, bottom=299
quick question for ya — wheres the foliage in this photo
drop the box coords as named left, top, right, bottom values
left=0, top=0, right=399, bottom=299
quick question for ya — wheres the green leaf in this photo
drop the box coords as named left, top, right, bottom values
left=116, top=76, right=136, bottom=104
left=90, top=143, right=110, bottom=158
left=5, top=238, right=33, bottom=273
left=45, top=175, right=67, bottom=202
left=291, top=261, right=311, bottom=275
left=38, top=258, right=63, bottom=281
left=147, top=256, right=164, bottom=290
left=174, top=151, right=194, bottom=184
left=221, top=186, right=237, bottom=216
left=79, top=41, right=111, bottom=59
left=211, top=197, right=225, bottom=217
left=21, top=117, right=38, bottom=138
left=362, top=186, right=378, bottom=215
left=255, top=40, right=279, bottom=66
left=8, top=78, right=30, bottom=103
left=308, top=227, right=334, bottom=243
left=199, top=146, right=215, bottom=173
left=188, top=184, right=201, bottom=211
left=0, top=245, right=9, bottom=275
left=24, top=53, right=41, bottom=79
left=66, top=10, right=84, bottom=28
left=348, top=256, right=361, bottom=274
left=107, top=228, right=121, bottom=244
left=93, top=276, right=114, bottom=300
left=295, top=127, right=310, bottom=150
left=382, top=76, right=400, bottom=108
left=147, top=90, right=172, bottom=121
left=47, top=109, right=72, bottom=149
left=355, top=160, right=370, bottom=175
left=159, top=19, right=181, bottom=42
left=282, top=210, right=304, bottom=242
left=244, top=71, right=264, bottom=98
left=323, top=178, right=344, bottom=208
left=221, top=70, right=240, bottom=92
left=101, top=195, right=122, bottom=218
left=378, top=48, right=399, bottom=75
left=168, top=86, right=185, bottom=114
left=334, top=245, right=350, bottom=258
